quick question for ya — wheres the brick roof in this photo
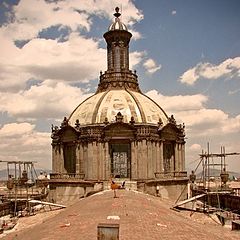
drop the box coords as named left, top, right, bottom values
left=3, top=190, right=240, bottom=240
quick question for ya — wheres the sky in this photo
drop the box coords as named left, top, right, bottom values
left=0, top=0, right=239, bottom=173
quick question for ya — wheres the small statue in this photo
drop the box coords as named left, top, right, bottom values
left=60, top=117, right=68, bottom=128
left=129, top=116, right=135, bottom=125
left=169, top=115, right=176, bottom=125
left=75, top=119, right=80, bottom=128
left=158, top=118, right=163, bottom=127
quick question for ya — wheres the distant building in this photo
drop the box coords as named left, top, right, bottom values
left=50, top=8, right=188, bottom=202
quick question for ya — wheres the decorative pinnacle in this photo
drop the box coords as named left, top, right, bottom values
left=113, top=7, right=121, bottom=18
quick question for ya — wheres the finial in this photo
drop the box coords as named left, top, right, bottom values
left=114, top=7, right=121, bottom=18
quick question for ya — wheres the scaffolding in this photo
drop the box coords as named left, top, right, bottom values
left=0, top=160, right=46, bottom=216
left=199, top=143, right=240, bottom=190
left=174, top=143, right=240, bottom=214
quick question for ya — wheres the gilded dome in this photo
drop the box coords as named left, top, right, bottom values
left=68, top=89, right=168, bottom=126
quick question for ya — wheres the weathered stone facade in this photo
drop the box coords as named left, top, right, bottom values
left=51, top=114, right=186, bottom=181
left=50, top=8, right=188, bottom=202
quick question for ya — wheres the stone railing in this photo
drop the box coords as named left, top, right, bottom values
left=154, top=171, right=187, bottom=179
left=50, top=173, right=85, bottom=180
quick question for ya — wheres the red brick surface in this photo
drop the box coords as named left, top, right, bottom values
left=3, top=190, right=240, bottom=240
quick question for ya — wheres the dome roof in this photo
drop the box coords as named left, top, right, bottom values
left=108, top=19, right=128, bottom=31
left=108, top=7, right=128, bottom=31
left=68, top=8, right=169, bottom=128
left=68, top=89, right=169, bottom=126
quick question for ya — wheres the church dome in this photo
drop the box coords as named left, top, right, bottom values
left=68, top=7, right=169, bottom=127
left=108, top=7, right=128, bottom=31
left=68, top=89, right=168, bottom=126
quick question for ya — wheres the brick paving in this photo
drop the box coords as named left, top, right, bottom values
left=2, top=190, right=240, bottom=240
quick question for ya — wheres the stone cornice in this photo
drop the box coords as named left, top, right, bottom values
left=96, top=70, right=141, bottom=93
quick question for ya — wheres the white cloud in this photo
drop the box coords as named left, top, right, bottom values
left=3, top=0, right=143, bottom=41
left=143, top=58, right=161, bottom=74
left=0, top=122, right=51, bottom=169
left=0, top=122, right=34, bottom=137
left=171, top=10, right=177, bottom=15
left=0, top=33, right=107, bottom=92
left=147, top=90, right=240, bottom=138
left=147, top=89, right=240, bottom=171
left=129, top=28, right=142, bottom=40
left=0, top=0, right=144, bottom=92
left=129, top=51, right=145, bottom=69
left=0, top=81, right=91, bottom=120
left=180, top=57, right=240, bottom=85
left=146, top=90, right=208, bottom=112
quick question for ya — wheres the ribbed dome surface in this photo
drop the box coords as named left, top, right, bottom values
left=108, top=19, right=128, bottom=31
left=68, top=90, right=168, bottom=126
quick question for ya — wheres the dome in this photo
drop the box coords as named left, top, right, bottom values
left=108, top=19, right=128, bottom=31
left=68, top=89, right=168, bottom=126
left=108, top=7, right=128, bottom=31
left=67, top=7, right=169, bottom=127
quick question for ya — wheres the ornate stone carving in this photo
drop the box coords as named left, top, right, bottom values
left=60, top=117, right=68, bottom=128
left=115, top=112, right=124, bottom=122
left=129, top=116, right=135, bottom=125
left=75, top=119, right=80, bottom=129
left=169, top=115, right=176, bottom=125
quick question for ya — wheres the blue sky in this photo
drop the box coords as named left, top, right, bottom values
left=0, top=0, right=239, bottom=172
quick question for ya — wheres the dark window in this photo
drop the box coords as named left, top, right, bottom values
left=163, top=143, right=174, bottom=173
left=63, top=144, right=76, bottom=174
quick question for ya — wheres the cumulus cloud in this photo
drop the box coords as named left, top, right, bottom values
left=129, top=28, right=142, bottom=40
left=146, top=90, right=208, bottom=112
left=0, top=122, right=34, bottom=137
left=3, top=0, right=143, bottom=41
left=0, top=122, right=51, bottom=168
left=0, top=32, right=107, bottom=92
left=143, top=58, right=162, bottom=74
left=146, top=90, right=240, bottom=137
left=147, top=89, right=240, bottom=171
left=130, top=51, right=145, bottom=69
left=180, top=57, right=240, bottom=85
left=0, top=81, right=92, bottom=120
left=0, top=0, right=144, bottom=92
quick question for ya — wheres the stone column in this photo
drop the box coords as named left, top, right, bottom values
left=178, top=144, right=182, bottom=171
left=142, top=139, right=148, bottom=179
left=147, top=141, right=154, bottom=179
left=137, top=140, right=144, bottom=179
left=52, top=146, right=57, bottom=172
left=175, top=143, right=179, bottom=172
left=83, top=143, right=88, bottom=179
left=160, top=141, right=164, bottom=172
left=59, top=144, right=65, bottom=173
left=87, top=142, right=93, bottom=180
left=182, top=144, right=185, bottom=171
left=171, top=143, right=175, bottom=172
left=53, top=145, right=62, bottom=173
left=92, top=141, right=98, bottom=180
left=105, top=142, right=111, bottom=179
left=152, top=141, right=157, bottom=178
left=79, top=143, right=85, bottom=175
left=156, top=141, right=160, bottom=174
left=98, top=142, right=103, bottom=180
left=75, top=143, right=80, bottom=174
left=131, top=141, right=137, bottom=179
